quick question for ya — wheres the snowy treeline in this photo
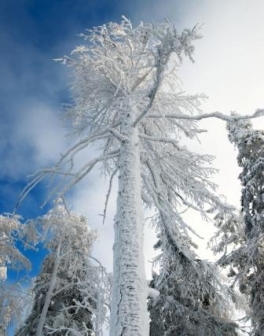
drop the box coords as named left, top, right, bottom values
left=1, top=18, right=264, bottom=335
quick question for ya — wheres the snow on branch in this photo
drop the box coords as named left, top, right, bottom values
left=147, top=287, right=160, bottom=298
left=147, top=108, right=264, bottom=122
left=139, top=133, right=180, bottom=147
left=17, top=149, right=119, bottom=209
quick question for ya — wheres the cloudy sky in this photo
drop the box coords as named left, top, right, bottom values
left=1, top=0, right=264, bottom=284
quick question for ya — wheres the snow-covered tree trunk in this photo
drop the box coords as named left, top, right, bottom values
left=36, top=238, right=62, bottom=336
left=110, top=114, right=148, bottom=336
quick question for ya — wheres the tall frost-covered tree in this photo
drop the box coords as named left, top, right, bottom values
left=21, top=18, right=264, bottom=335
left=222, top=117, right=264, bottom=335
left=16, top=200, right=111, bottom=336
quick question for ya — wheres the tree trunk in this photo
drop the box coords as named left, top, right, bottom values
left=36, top=238, right=62, bottom=336
left=110, top=119, right=148, bottom=336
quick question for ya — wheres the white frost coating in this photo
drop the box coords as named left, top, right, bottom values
left=110, top=114, right=148, bottom=336
left=147, top=287, right=160, bottom=298
left=0, top=267, right=7, bottom=281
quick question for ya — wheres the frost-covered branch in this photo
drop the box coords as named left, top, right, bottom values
left=147, top=108, right=264, bottom=122
left=102, top=168, right=118, bottom=224
left=17, top=150, right=119, bottom=209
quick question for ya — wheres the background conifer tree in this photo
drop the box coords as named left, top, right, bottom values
left=223, top=117, right=264, bottom=335
left=148, top=213, right=239, bottom=336
left=16, top=200, right=110, bottom=336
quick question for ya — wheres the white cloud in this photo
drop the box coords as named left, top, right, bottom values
left=16, top=102, right=68, bottom=167
left=178, top=1, right=264, bottom=112
left=177, top=1, right=264, bottom=206
left=0, top=102, right=68, bottom=181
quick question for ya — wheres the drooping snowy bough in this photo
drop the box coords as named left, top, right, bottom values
left=148, top=214, right=240, bottom=336
left=19, top=18, right=264, bottom=335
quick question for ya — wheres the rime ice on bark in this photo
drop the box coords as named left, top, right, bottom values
left=111, top=117, right=148, bottom=335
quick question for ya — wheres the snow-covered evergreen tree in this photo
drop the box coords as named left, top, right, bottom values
left=0, top=214, right=32, bottom=334
left=0, top=214, right=30, bottom=279
left=15, top=200, right=110, bottom=336
left=0, top=280, right=33, bottom=336
left=20, top=18, right=264, bottom=335
left=219, top=117, right=264, bottom=335
left=148, top=224, right=238, bottom=336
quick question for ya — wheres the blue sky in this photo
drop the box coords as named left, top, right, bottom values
left=2, top=0, right=264, bottom=319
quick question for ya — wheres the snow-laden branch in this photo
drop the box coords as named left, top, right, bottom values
left=143, top=159, right=203, bottom=240
left=147, top=108, right=264, bottom=122
left=58, top=150, right=119, bottom=194
left=139, top=133, right=180, bottom=147
left=45, top=325, right=93, bottom=335
left=147, top=287, right=160, bottom=298
left=132, top=51, right=170, bottom=127
left=109, top=128, right=127, bottom=142
left=17, top=150, right=119, bottom=209
left=56, top=122, right=121, bottom=164
left=102, top=168, right=118, bottom=224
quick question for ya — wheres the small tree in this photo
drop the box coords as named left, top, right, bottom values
left=16, top=200, right=110, bottom=336
left=0, top=280, right=33, bottom=336
left=0, top=214, right=32, bottom=334
left=0, top=214, right=30, bottom=279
